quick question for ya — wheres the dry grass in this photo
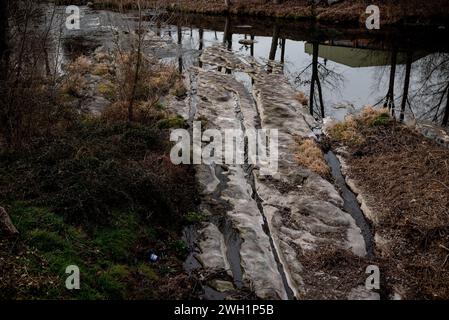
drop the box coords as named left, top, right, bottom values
left=61, top=56, right=93, bottom=97
left=328, top=115, right=363, bottom=146
left=92, top=62, right=111, bottom=76
left=359, top=106, right=391, bottom=126
left=331, top=107, right=449, bottom=299
left=114, top=52, right=179, bottom=104
left=295, top=92, right=308, bottom=107
left=297, top=244, right=379, bottom=299
left=294, top=137, right=330, bottom=178
left=102, top=100, right=164, bottom=123
left=67, top=55, right=92, bottom=75
left=328, top=106, right=391, bottom=146
left=93, top=0, right=449, bottom=25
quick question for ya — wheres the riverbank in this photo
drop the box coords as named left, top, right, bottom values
left=327, top=108, right=449, bottom=299
left=86, top=0, right=449, bottom=27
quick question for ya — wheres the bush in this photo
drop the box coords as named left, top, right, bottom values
left=0, top=117, right=198, bottom=227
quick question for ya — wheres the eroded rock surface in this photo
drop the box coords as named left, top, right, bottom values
left=188, top=45, right=368, bottom=300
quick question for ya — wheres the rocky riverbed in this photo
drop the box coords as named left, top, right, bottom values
left=171, top=44, right=379, bottom=300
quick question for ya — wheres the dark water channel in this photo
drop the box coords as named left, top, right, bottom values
left=325, top=151, right=374, bottom=258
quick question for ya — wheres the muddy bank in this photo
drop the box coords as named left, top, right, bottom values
left=327, top=109, right=449, bottom=299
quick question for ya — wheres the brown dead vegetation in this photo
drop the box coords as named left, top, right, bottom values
left=329, top=107, right=449, bottom=299
left=99, top=0, right=449, bottom=26
left=298, top=245, right=373, bottom=299
left=294, top=137, right=330, bottom=178
left=295, top=92, right=309, bottom=107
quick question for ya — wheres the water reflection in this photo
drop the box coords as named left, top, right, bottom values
left=165, top=14, right=449, bottom=126
left=55, top=6, right=449, bottom=127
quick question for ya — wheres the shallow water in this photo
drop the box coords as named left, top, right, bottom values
left=324, top=151, right=374, bottom=257
left=54, top=5, right=449, bottom=124
left=164, top=18, right=449, bottom=123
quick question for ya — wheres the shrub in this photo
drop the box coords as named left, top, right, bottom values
left=328, top=116, right=364, bottom=146
left=157, top=115, right=187, bottom=129
left=0, top=118, right=197, bottom=227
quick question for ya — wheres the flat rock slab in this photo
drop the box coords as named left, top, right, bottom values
left=191, top=45, right=368, bottom=300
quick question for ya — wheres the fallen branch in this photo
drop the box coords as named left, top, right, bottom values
left=0, top=207, right=19, bottom=236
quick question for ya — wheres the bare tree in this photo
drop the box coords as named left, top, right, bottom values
left=269, top=23, right=280, bottom=61
left=128, top=0, right=144, bottom=122
left=400, top=51, right=413, bottom=122
left=0, top=0, right=63, bottom=148
left=411, top=53, right=449, bottom=125
left=384, top=48, right=397, bottom=116
left=443, top=88, right=449, bottom=126
left=295, top=41, right=343, bottom=119
left=0, top=0, right=9, bottom=80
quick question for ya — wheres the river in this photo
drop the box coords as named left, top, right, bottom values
left=53, top=5, right=449, bottom=125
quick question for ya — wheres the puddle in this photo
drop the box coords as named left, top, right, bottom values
left=324, top=151, right=375, bottom=257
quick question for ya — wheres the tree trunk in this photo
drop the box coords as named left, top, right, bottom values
left=223, top=16, right=232, bottom=50
left=443, top=87, right=449, bottom=127
left=198, top=28, right=204, bottom=51
left=128, top=1, right=143, bottom=122
left=0, top=0, right=9, bottom=78
left=177, top=24, right=183, bottom=73
left=385, top=48, right=397, bottom=116
left=400, top=52, right=413, bottom=122
left=280, top=38, right=286, bottom=64
left=269, top=23, right=280, bottom=61
left=198, top=28, right=204, bottom=68
left=250, top=35, right=255, bottom=57
left=316, top=75, right=325, bottom=118
left=309, top=42, right=319, bottom=116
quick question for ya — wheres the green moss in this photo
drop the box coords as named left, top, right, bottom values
left=97, top=274, right=124, bottom=299
left=97, top=81, right=116, bottom=100
left=138, top=263, right=159, bottom=281
left=154, top=101, right=165, bottom=110
left=10, top=205, right=65, bottom=233
left=109, top=264, right=131, bottom=278
left=157, top=115, right=187, bottom=129
left=185, top=211, right=206, bottom=224
left=371, top=112, right=392, bottom=126
left=197, top=115, right=208, bottom=128
left=0, top=110, right=196, bottom=299
left=43, top=250, right=80, bottom=274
